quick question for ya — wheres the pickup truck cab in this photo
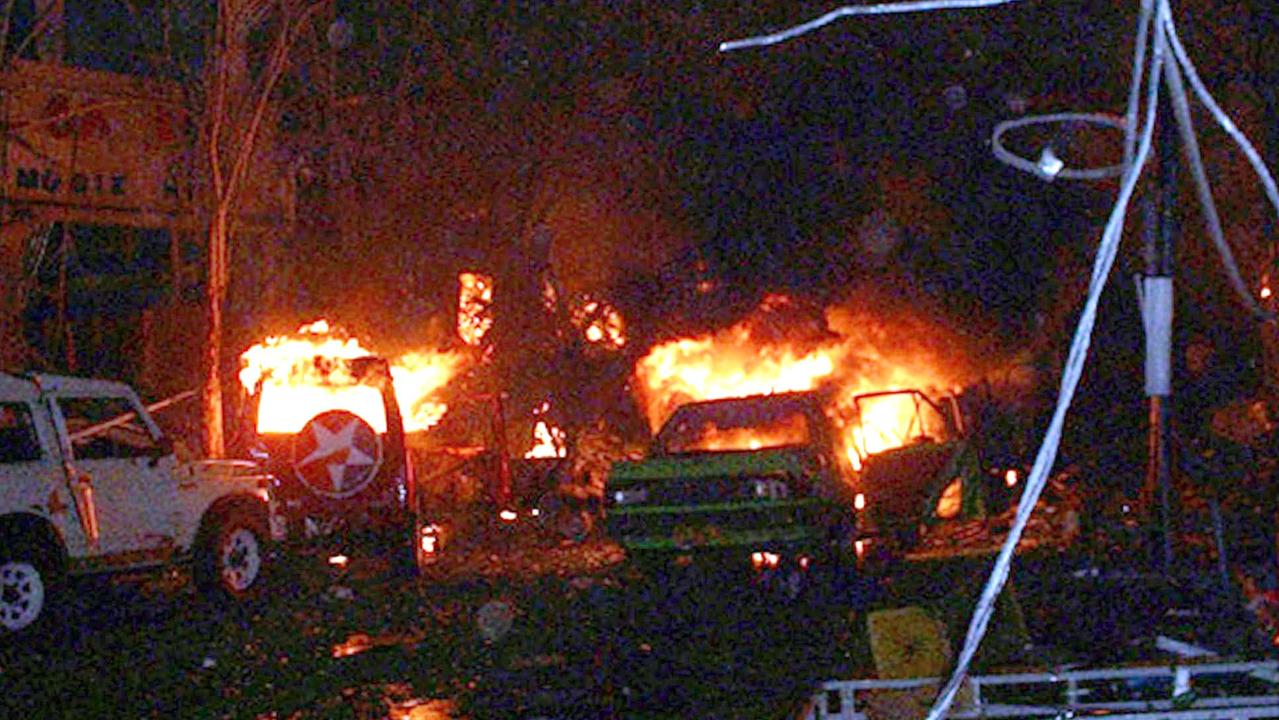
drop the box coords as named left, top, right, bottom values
left=0, top=372, right=278, bottom=637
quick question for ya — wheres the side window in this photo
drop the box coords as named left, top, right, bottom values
left=58, top=396, right=160, bottom=460
left=0, top=402, right=43, bottom=463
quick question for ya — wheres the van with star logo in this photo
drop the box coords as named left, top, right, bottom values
left=0, top=372, right=279, bottom=639
left=245, top=355, right=419, bottom=568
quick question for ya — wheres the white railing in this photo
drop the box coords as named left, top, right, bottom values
left=803, top=660, right=1279, bottom=720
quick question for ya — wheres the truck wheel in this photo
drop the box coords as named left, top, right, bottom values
left=0, top=541, right=56, bottom=638
left=195, top=508, right=268, bottom=603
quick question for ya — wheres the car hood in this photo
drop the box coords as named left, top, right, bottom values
left=609, top=446, right=818, bottom=483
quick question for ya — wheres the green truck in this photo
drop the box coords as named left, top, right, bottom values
left=604, top=388, right=990, bottom=591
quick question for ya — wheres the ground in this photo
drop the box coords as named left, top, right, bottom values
left=0, top=518, right=1273, bottom=720
left=0, top=523, right=854, bottom=720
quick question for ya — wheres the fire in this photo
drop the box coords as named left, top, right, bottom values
left=240, top=321, right=464, bottom=435
left=391, top=351, right=462, bottom=431
left=458, top=272, right=495, bottom=346
left=634, top=295, right=966, bottom=465
left=571, top=297, right=626, bottom=349
left=635, top=305, right=842, bottom=431
left=524, top=401, right=567, bottom=458
left=525, top=421, right=567, bottom=458
left=679, top=415, right=809, bottom=453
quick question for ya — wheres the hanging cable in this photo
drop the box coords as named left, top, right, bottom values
left=1163, top=14, right=1279, bottom=229
left=718, top=0, right=1025, bottom=53
left=924, top=3, right=1164, bottom=715
left=715, top=2, right=1279, bottom=718
left=991, top=112, right=1126, bottom=181
left=1124, top=0, right=1157, bottom=167
left=1162, top=43, right=1274, bottom=322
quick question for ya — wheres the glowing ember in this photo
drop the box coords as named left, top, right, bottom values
left=240, top=322, right=464, bottom=435
left=420, top=524, right=441, bottom=550
left=634, top=295, right=967, bottom=466
left=571, top=297, right=626, bottom=348
left=1005, top=469, right=1019, bottom=487
left=458, top=272, right=495, bottom=346
left=526, top=420, right=567, bottom=458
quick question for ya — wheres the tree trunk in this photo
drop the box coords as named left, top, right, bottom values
left=202, top=207, right=229, bottom=457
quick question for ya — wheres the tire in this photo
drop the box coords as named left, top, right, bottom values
left=0, top=539, right=58, bottom=639
left=195, top=507, right=269, bottom=603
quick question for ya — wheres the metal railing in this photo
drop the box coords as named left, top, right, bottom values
left=802, top=660, right=1279, bottom=720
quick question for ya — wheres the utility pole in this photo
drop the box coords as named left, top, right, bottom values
left=1141, top=84, right=1178, bottom=575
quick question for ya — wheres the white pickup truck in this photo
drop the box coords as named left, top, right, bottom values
left=0, top=372, right=279, bottom=637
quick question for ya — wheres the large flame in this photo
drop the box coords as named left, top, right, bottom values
left=634, top=295, right=968, bottom=467
left=240, top=321, right=464, bottom=435
left=635, top=298, right=843, bottom=431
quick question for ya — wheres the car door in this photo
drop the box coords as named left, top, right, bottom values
left=0, top=399, right=93, bottom=556
left=51, top=394, right=179, bottom=562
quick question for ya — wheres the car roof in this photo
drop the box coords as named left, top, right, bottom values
left=0, top=372, right=138, bottom=402
left=667, top=390, right=826, bottom=417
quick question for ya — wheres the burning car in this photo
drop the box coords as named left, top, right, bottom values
left=603, top=384, right=1002, bottom=592
left=604, top=390, right=860, bottom=594
left=238, top=322, right=463, bottom=570
left=246, top=355, right=413, bottom=547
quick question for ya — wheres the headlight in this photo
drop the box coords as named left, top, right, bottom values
left=611, top=487, right=648, bottom=505
left=752, top=478, right=789, bottom=500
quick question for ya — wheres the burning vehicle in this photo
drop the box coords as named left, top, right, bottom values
left=238, top=321, right=463, bottom=569
left=605, top=390, right=859, bottom=592
left=846, top=388, right=988, bottom=550
left=599, top=294, right=1047, bottom=596
left=603, top=386, right=991, bottom=585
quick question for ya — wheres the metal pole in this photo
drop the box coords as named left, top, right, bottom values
left=1142, top=86, right=1178, bottom=576
left=1157, top=88, right=1178, bottom=575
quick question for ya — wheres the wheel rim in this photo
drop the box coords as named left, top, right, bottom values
left=0, top=561, right=45, bottom=632
left=220, top=528, right=262, bottom=593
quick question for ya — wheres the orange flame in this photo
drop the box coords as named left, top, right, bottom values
left=525, top=420, right=567, bottom=458
left=524, top=401, right=567, bottom=458
left=679, top=414, right=809, bottom=453
left=572, top=297, right=626, bottom=349
left=240, top=321, right=464, bottom=434
left=636, top=327, right=840, bottom=432
left=634, top=296, right=967, bottom=465
left=458, top=272, right=495, bottom=346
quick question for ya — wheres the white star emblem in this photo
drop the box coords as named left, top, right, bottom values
left=298, top=418, right=376, bottom=493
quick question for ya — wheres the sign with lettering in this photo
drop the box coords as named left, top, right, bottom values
left=1, top=60, right=285, bottom=229
left=1, top=62, right=193, bottom=218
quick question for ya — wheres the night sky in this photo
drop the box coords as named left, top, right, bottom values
left=12, top=0, right=1274, bottom=407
